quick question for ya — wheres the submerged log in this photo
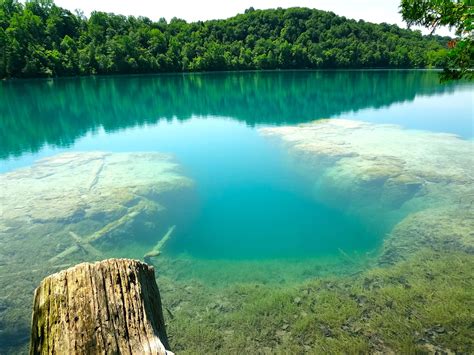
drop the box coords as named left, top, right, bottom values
left=48, top=200, right=154, bottom=264
left=30, top=259, right=172, bottom=354
left=144, top=225, right=176, bottom=262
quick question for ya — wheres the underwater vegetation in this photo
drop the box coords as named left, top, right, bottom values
left=159, top=249, right=473, bottom=354
left=0, top=152, right=195, bottom=353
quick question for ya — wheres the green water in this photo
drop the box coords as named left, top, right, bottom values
left=0, top=70, right=473, bottom=353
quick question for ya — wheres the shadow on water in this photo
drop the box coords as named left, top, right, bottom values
left=0, top=70, right=465, bottom=159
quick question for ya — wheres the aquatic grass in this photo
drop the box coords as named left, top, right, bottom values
left=152, top=254, right=373, bottom=287
left=162, top=249, right=474, bottom=353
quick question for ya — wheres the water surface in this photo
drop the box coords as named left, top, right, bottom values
left=1, top=70, right=472, bottom=262
left=0, top=70, right=472, bottom=352
left=1, top=70, right=472, bottom=164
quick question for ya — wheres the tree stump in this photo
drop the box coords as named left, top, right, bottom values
left=30, top=259, right=172, bottom=354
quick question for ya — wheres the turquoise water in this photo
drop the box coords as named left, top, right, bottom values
left=0, top=70, right=473, bottom=353
left=65, top=117, right=381, bottom=260
left=0, top=71, right=472, bottom=262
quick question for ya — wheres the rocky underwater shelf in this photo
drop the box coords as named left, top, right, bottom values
left=1, top=119, right=473, bottom=353
left=0, top=152, right=196, bottom=353
left=160, top=120, right=473, bottom=353
left=260, top=119, right=474, bottom=263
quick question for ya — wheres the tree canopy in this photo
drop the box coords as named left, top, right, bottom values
left=400, top=0, right=473, bottom=80
left=0, top=0, right=452, bottom=78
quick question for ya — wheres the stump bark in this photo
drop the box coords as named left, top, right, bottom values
left=30, top=259, right=172, bottom=354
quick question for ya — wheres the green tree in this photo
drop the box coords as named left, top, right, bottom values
left=400, top=0, right=473, bottom=80
left=0, top=1, right=458, bottom=78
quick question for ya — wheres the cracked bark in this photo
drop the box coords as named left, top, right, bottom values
left=30, top=259, right=171, bottom=354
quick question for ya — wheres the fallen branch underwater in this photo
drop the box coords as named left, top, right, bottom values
left=144, top=225, right=177, bottom=262
left=48, top=200, right=152, bottom=263
left=48, top=231, right=101, bottom=264
left=338, top=248, right=359, bottom=265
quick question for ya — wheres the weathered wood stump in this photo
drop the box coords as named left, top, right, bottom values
left=30, top=259, right=172, bottom=354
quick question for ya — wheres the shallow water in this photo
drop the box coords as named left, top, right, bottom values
left=0, top=70, right=473, bottom=352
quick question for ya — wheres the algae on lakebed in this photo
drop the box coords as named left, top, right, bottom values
left=160, top=249, right=473, bottom=354
left=0, top=151, right=195, bottom=353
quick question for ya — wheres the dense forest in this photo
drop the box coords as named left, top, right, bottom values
left=0, top=0, right=452, bottom=78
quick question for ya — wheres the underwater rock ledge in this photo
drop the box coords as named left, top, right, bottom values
left=260, top=119, right=474, bottom=262
left=0, top=151, right=194, bottom=263
left=0, top=151, right=194, bottom=354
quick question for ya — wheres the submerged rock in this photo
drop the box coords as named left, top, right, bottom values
left=260, top=119, right=474, bottom=261
left=381, top=206, right=474, bottom=264
left=0, top=151, right=194, bottom=352
left=1, top=152, right=192, bottom=224
left=1, top=152, right=193, bottom=260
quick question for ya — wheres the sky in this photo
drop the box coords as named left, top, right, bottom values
left=53, top=0, right=453, bottom=36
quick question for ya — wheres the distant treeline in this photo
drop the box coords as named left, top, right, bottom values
left=0, top=0, right=451, bottom=78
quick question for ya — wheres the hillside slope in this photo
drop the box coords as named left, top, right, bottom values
left=0, top=1, right=450, bottom=78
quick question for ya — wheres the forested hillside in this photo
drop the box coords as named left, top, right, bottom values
left=0, top=0, right=450, bottom=78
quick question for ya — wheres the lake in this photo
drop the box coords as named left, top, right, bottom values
left=0, top=70, right=473, bottom=353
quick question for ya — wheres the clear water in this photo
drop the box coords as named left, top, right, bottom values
left=0, top=71, right=474, bottom=353
left=1, top=70, right=473, bottom=353
left=0, top=71, right=472, bottom=263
